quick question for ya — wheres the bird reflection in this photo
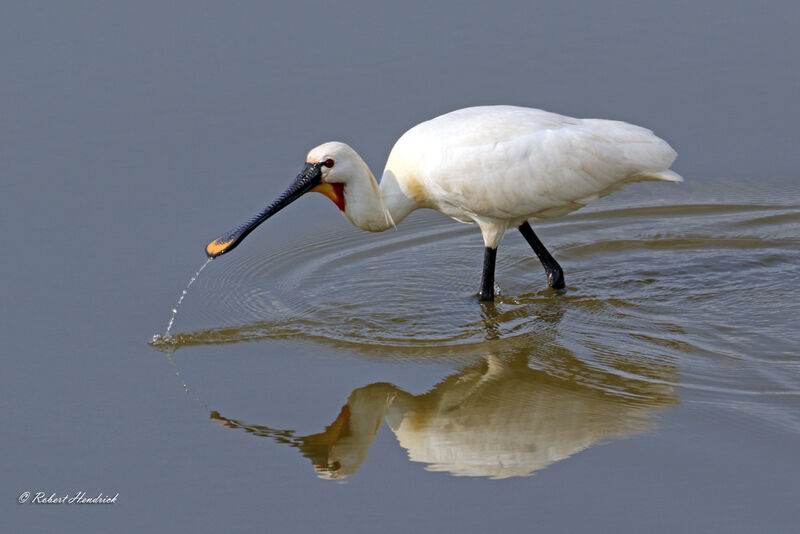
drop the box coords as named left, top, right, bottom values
left=210, top=344, right=676, bottom=480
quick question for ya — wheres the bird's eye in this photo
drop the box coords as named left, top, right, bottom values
left=323, top=158, right=335, bottom=168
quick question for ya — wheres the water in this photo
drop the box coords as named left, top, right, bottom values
left=4, top=2, right=800, bottom=533
left=155, top=199, right=799, bottom=363
left=151, top=257, right=213, bottom=347
left=209, top=353, right=674, bottom=481
left=150, top=188, right=799, bottom=482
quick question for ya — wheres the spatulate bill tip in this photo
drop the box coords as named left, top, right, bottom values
left=205, top=236, right=236, bottom=258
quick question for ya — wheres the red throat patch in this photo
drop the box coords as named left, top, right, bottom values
left=331, top=183, right=345, bottom=211
left=311, top=182, right=346, bottom=212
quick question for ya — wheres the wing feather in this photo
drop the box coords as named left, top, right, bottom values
left=387, top=106, right=681, bottom=221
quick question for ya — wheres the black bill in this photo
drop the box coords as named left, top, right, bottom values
left=205, top=162, right=323, bottom=258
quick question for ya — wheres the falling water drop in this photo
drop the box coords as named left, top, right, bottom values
left=151, top=258, right=213, bottom=348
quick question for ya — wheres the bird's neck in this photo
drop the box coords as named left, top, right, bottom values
left=342, top=166, right=418, bottom=232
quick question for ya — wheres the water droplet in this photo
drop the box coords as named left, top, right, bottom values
left=159, top=258, right=213, bottom=339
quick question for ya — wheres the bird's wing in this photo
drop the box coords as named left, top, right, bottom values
left=419, top=117, right=679, bottom=220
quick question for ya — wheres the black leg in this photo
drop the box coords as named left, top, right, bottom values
left=479, top=246, right=497, bottom=301
left=518, top=221, right=565, bottom=289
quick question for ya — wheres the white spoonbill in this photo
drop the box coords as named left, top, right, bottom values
left=206, top=106, right=682, bottom=301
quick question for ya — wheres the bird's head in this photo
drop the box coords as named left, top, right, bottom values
left=205, top=141, right=366, bottom=258
left=304, top=141, right=370, bottom=212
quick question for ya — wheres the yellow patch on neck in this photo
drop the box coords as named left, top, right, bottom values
left=311, top=182, right=345, bottom=211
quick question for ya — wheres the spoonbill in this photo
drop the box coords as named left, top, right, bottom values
left=206, top=106, right=682, bottom=301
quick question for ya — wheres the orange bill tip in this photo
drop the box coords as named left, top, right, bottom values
left=205, top=237, right=235, bottom=258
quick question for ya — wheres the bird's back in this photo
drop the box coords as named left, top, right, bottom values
left=383, top=106, right=681, bottom=221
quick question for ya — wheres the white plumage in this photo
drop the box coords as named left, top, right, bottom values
left=376, top=106, right=681, bottom=248
left=207, top=105, right=682, bottom=300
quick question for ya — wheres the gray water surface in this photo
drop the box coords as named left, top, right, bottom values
left=3, top=2, right=799, bottom=533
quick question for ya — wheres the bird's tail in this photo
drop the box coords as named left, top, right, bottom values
left=634, top=169, right=684, bottom=183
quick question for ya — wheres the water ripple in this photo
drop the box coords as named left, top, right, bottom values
left=151, top=199, right=800, bottom=413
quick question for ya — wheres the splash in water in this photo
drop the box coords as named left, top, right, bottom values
left=151, top=258, right=213, bottom=351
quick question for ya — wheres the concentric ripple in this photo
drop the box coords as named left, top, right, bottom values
left=151, top=189, right=800, bottom=425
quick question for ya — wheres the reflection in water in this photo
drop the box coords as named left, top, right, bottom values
left=154, top=196, right=799, bottom=477
left=150, top=198, right=798, bottom=404
left=210, top=345, right=676, bottom=480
